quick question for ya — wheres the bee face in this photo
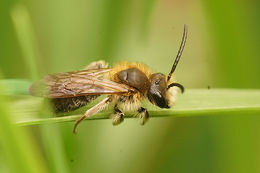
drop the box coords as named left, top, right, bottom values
left=148, top=73, right=170, bottom=108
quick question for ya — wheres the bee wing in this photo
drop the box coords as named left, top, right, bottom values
left=29, top=68, right=135, bottom=98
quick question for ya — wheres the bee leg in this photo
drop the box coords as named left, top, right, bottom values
left=111, top=104, right=124, bottom=125
left=73, top=97, right=111, bottom=134
left=138, top=107, right=149, bottom=125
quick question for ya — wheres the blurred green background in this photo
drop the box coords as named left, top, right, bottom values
left=1, top=0, right=260, bottom=173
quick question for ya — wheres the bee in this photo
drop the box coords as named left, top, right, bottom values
left=29, top=24, right=187, bottom=133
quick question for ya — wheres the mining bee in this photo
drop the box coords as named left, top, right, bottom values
left=29, top=24, right=187, bottom=133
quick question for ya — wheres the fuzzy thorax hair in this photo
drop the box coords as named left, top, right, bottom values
left=109, top=61, right=154, bottom=82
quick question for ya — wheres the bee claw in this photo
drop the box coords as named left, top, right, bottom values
left=140, top=116, right=149, bottom=125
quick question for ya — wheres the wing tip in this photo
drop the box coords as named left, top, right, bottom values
left=28, top=79, right=48, bottom=97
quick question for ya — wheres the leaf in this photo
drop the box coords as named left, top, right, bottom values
left=0, top=81, right=48, bottom=173
left=2, top=80, right=260, bottom=126
left=0, top=79, right=32, bottom=96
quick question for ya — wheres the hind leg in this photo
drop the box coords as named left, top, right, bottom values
left=73, top=97, right=112, bottom=133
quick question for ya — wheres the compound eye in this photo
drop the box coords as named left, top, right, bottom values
left=155, top=80, right=160, bottom=85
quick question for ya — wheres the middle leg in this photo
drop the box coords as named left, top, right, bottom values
left=138, top=107, right=149, bottom=125
left=111, top=104, right=124, bottom=125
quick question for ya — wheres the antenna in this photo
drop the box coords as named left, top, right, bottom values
left=167, top=24, right=187, bottom=82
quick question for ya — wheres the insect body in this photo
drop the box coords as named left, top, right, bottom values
left=29, top=25, right=187, bottom=133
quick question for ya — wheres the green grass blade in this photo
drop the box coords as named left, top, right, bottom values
left=139, top=0, right=157, bottom=40
left=10, top=4, right=70, bottom=172
left=0, top=82, right=48, bottom=173
left=0, top=79, right=31, bottom=96
left=3, top=80, right=260, bottom=126
left=11, top=4, right=43, bottom=80
left=38, top=101, right=70, bottom=173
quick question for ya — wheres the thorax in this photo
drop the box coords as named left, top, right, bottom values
left=109, top=62, right=153, bottom=95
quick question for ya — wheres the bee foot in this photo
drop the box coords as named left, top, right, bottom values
left=137, top=107, right=149, bottom=125
left=111, top=105, right=124, bottom=125
left=111, top=112, right=124, bottom=125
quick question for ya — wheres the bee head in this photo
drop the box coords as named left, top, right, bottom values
left=148, top=24, right=187, bottom=108
left=148, top=73, right=184, bottom=108
left=148, top=73, right=168, bottom=108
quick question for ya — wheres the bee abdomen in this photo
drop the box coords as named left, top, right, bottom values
left=52, top=95, right=99, bottom=113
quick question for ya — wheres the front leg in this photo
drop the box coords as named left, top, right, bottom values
left=138, top=107, right=149, bottom=125
left=111, top=104, right=124, bottom=125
